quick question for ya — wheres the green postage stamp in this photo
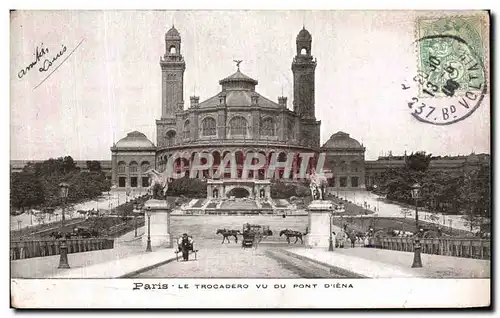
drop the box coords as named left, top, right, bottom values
left=416, top=15, right=488, bottom=98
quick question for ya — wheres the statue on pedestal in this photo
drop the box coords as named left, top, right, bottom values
left=309, top=168, right=328, bottom=201
left=145, top=169, right=169, bottom=200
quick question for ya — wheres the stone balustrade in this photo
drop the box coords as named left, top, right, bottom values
left=374, top=237, right=491, bottom=260
left=10, top=238, right=115, bottom=260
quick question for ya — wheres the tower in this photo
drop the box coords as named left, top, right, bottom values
left=157, top=25, right=186, bottom=148
left=291, top=27, right=321, bottom=148
left=292, top=26, right=316, bottom=119
left=160, top=25, right=186, bottom=119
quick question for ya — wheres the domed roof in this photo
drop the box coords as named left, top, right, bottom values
left=166, top=25, right=180, bottom=38
left=197, top=67, right=280, bottom=109
left=297, top=27, right=312, bottom=41
left=322, top=131, right=363, bottom=149
left=115, top=131, right=155, bottom=149
left=219, top=69, right=258, bottom=86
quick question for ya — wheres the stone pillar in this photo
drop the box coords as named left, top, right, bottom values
left=305, top=200, right=333, bottom=249
left=143, top=199, right=173, bottom=248
left=207, top=184, right=213, bottom=199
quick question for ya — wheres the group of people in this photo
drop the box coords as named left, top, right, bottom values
left=332, top=228, right=363, bottom=248
left=333, top=226, right=375, bottom=248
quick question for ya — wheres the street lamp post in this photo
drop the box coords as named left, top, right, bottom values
left=373, top=184, right=380, bottom=212
left=133, top=200, right=138, bottom=237
left=146, top=207, right=152, bottom=252
left=410, top=183, right=422, bottom=268
left=328, top=211, right=334, bottom=252
left=135, top=215, right=138, bottom=237
left=58, top=182, right=70, bottom=269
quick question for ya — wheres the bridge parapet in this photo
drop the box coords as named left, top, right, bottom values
left=375, top=237, right=491, bottom=260
left=10, top=238, right=114, bottom=260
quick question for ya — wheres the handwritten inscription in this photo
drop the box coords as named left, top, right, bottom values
left=38, top=45, right=67, bottom=73
left=17, top=43, right=67, bottom=79
left=17, top=44, right=49, bottom=78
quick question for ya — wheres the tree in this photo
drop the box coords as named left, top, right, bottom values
left=10, top=156, right=111, bottom=215
left=168, top=176, right=207, bottom=197
left=10, top=172, right=45, bottom=211
left=406, top=151, right=432, bottom=172
left=270, top=181, right=309, bottom=199
left=62, top=156, right=77, bottom=174
left=457, top=165, right=490, bottom=231
left=86, top=160, right=102, bottom=172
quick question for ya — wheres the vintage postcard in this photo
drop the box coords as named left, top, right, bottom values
left=10, top=10, right=490, bottom=308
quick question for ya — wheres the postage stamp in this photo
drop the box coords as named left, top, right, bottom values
left=416, top=15, right=487, bottom=98
left=400, top=13, right=489, bottom=125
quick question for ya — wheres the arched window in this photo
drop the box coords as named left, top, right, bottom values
left=165, top=130, right=176, bottom=147
left=301, top=48, right=308, bottom=55
left=129, top=161, right=138, bottom=174
left=117, top=161, right=126, bottom=174
left=141, top=161, right=150, bottom=172
left=340, top=160, right=348, bottom=172
left=328, top=159, right=337, bottom=170
left=202, top=117, right=216, bottom=136
left=351, top=161, right=359, bottom=173
left=229, top=116, right=248, bottom=136
left=169, top=45, right=176, bottom=54
left=183, top=120, right=190, bottom=139
left=260, top=117, right=275, bottom=136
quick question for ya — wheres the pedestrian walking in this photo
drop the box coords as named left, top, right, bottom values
left=349, top=230, right=356, bottom=248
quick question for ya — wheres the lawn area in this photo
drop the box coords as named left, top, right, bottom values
left=261, top=202, right=272, bottom=209
left=10, top=218, right=85, bottom=239
left=206, top=202, right=218, bottom=209
left=275, top=199, right=289, bottom=207
left=192, top=199, right=206, bottom=208
left=327, top=195, right=374, bottom=216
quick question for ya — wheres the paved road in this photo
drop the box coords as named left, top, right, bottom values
left=134, top=241, right=345, bottom=278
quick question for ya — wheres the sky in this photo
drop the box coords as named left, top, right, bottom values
left=10, top=10, right=490, bottom=161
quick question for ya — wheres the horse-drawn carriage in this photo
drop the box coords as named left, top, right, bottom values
left=241, top=223, right=272, bottom=248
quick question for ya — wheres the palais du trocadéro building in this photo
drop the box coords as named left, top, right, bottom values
left=108, top=25, right=366, bottom=197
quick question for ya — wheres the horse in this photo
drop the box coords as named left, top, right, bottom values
left=49, top=231, right=64, bottom=239
left=49, top=231, right=74, bottom=240
left=216, top=229, right=241, bottom=244
left=145, top=169, right=169, bottom=199
left=279, top=229, right=308, bottom=244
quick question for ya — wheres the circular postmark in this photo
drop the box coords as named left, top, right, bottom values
left=402, top=31, right=487, bottom=125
